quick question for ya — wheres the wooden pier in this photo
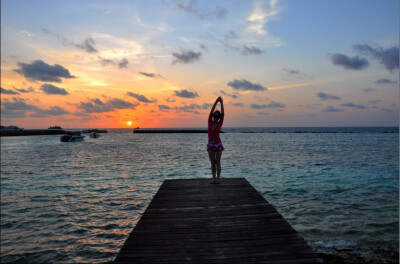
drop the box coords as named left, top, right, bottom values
left=114, top=178, right=322, bottom=263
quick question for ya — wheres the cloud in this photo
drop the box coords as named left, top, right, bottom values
left=127, top=92, right=157, bottom=103
left=97, top=56, right=129, bottom=69
left=353, top=44, right=399, bottom=72
left=158, top=103, right=211, bottom=113
left=1, top=87, right=19, bottom=95
left=30, top=106, right=70, bottom=118
left=1, top=108, right=28, bottom=118
left=330, top=53, right=369, bottom=70
left=199, top=44, right=208, bottom=50
left=283, top=68, right=299, bottom=74
left=282, top=68, right=312, bottom=79
left=323, top=106, right=343, bottom=112
left=108, top=98, right=137, bottom=109
left=175, top=1, right=227, bottom=20
left=174, top=89, right=199, bottom=98
left=231, top=102, right=244, bottom=107
left=341, top=102, right=369, bottom=109
left=242, top=45, right=262, bottom=55
left=14, top=87, right=34, bottom=93
left=250, top=101, right=286, bottom=109
left=172, top=49, right=202, bottom=64
left=220, top=90, right=239, bottom=99
left=71, top=37, right=97, bottom=53
left=375, top=78, right=397, bottom=84
left=77, top=98, right=138, bottom=113
left=368, top=100, right=383, bottom=104
left=2, top=97, right=40, bottom=111
left=139, top=72, right=163, bottom=78
left=158, top=105, right=173, bottom=111
left=227, top=79, right=267, bottom=91
left=220, top=41, right=241, bottom=52
left=118, top=58, right=129, bottom=68
left=40, top=84, right=69, bottom=95
left=362, top=88, right=377, bottom=93
left=317, top=92, right=341, bottom=100
left=99, top=57, right=114, bottom=66
left=248, top=0, right=280, bottom=35
left=166, top=97, right=176, bottom=103
left=42, top=28, right=98, bottom=53
left=382, top=108, right=394, bottom=113
left=14, top=60, right=75, bottom=83
left=225, top=30, right=237, bottom=40
left=1, top=97, right=69, bottom=118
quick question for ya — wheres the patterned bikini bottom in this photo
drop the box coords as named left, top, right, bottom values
left=207, top=142, right=224, bottom=152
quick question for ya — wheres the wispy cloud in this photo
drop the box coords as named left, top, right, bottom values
left=362, top=88, right=377, bottom=93
left=1, top=97, right=70, bottom=118
left=248, top=0, right=280, bottom=36
left=139, top=72, right=163, bottom=78
left=175, top=1, right=227, bottom=20
left=282, top=68, right=312, bottom=79
left=242, top=45, right=262, bottom=55
left=14, top=87, right=34, bottom=93
left=42, top=28, right=98, bottom=53
left=354, top=44, right=399, bottom=72
left=250, top=101, right=285, bottom=109
left=227, top=79, right=267, bottom=91
left=323, top=106, right=343, bottom=112
left=317, top=92, right=341, bottom=101
left=1, top=87, right=19, bottom=95
left=220, top=90, right=239, bottom=99
left=225, top=30, right=237, bottom=40
left=127, top=92, right=157, bottom=103
left=341, top=102, right=369, bottom=109
left=375, top=78, right=397, bottom=84
left=157, top=102, right=211, bottom=113
left=77, top=98, right=138, bottom=113
left=118, top=58, right=129, bottom=68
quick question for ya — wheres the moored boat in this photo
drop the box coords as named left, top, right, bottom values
left=89, top=132, right=100, bottom=138
left=60, top=131, right=85, bottom=142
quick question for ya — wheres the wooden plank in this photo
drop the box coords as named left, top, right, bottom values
left=114, top=178, right=322, bottom=263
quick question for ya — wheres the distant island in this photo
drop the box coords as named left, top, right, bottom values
left=48, top=126, right=62, bottom=129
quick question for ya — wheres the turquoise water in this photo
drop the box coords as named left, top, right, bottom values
left=1, top=128, right=398, bottom=263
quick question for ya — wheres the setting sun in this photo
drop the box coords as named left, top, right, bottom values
left=127, top=121, right=132, bottom=126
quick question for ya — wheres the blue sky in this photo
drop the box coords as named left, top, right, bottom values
left=1, top=0, right=399, bottom=128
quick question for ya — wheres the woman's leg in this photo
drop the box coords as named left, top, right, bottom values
left=215, top=152, right=222, bottom=183
left=208, top=151, right=216, bottom=182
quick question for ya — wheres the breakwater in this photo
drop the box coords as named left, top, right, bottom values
left=0, top=129, right=65, bottom=137
left=133, top=129, right=224, bottom=133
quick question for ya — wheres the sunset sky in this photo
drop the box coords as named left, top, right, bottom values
left=1, top=0, right=399, bottom=128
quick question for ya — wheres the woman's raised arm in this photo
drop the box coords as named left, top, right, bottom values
left=220, top=97, right=224, bottom=115
left=210, top=97, right=220, bottom=115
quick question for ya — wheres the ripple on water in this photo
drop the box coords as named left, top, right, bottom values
left=1, top=131, right=398, bottom=263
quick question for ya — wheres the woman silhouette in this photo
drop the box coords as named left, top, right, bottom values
left=207, top=96, right=224, bottom=184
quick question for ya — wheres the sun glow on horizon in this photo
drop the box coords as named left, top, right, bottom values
left=127, top=121, right=132, bottom=126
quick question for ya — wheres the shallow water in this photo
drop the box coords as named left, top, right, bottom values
left=1, top=128, right=398, bottom=263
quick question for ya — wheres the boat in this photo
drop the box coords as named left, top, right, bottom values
left=60, top=131, right=85, bottom=142
left=89, top=132, right=101, bottom=138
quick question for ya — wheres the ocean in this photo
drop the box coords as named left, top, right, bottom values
left=1, top=127, right=398, bottom=263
